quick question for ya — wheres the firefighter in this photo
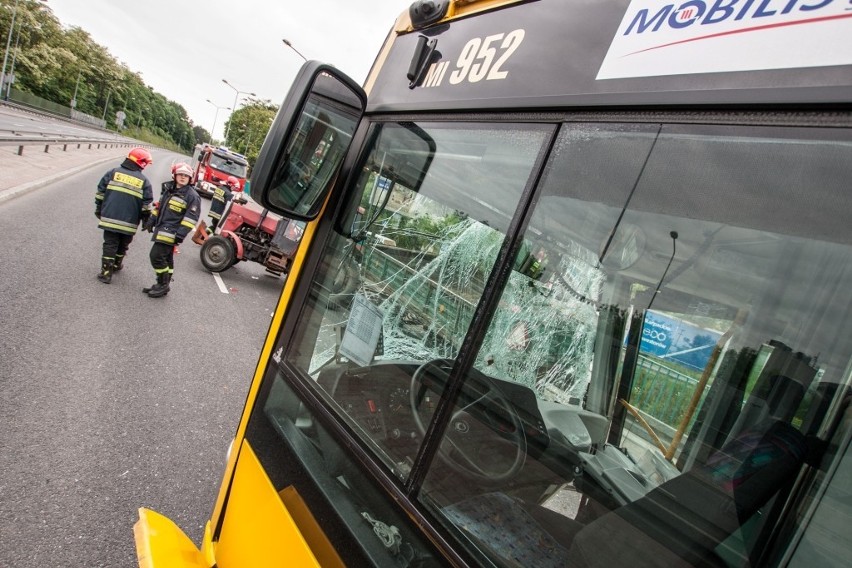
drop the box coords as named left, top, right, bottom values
left=207, top=175, right=239, bottom=234
left=142, top=162, right=201, bottom=298
left=94, top=147, right=154, bottom=283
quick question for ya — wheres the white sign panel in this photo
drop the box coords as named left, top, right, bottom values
left=597, top=0, right=852, bottom=80
left=339, top=294, right=384, bottom=367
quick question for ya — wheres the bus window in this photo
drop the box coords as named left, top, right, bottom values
left=414, top=122, right=852, bottom=567
left=250, top=121, right=552, bottom=563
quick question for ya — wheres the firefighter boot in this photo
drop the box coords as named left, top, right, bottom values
left=97, top=258, right=114, bottom=284
left=142, top=273, right=161, bottom=294
left=147, top=273, right=172, bottom=298
left=113, top=254, right=125, bottom=272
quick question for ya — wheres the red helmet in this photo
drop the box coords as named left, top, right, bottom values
left=173, top=162, right=193, bottom=178
left=226, top=176, right=240, bottom=188
left=127, top=147, right=153, bottom=168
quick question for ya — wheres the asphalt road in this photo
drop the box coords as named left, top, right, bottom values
left=0, top=150, right=286, bottom=567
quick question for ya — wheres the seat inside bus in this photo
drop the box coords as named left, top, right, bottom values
left=443, top=418, right=808, bottom=568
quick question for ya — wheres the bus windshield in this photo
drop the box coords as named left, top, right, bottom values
left=249, top=117, right=852, bottom=567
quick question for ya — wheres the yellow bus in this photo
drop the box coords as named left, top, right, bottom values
left=135, top=1, right=852, bottom=566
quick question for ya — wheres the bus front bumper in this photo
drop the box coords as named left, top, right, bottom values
left=134, top=508, right=212, bottom=568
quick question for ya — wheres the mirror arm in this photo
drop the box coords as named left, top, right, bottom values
left=408, top=36, right=438, bottom=89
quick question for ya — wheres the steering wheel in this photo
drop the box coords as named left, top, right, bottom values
left=409, top=359, right=527, bottom=483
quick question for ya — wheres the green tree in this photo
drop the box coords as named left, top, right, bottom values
left=1, top=0, right=197, bottom=151
left=193, top=125, right=211, bottom=146
left=223, top=99, right=278, bottom=165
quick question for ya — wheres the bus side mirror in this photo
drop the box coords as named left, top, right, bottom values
left=253, top=62, right=366, bottom=220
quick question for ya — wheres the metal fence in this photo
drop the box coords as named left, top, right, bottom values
left=8, top=88, right=106, bottom=129
left=631, top=355, right=704, bottom=429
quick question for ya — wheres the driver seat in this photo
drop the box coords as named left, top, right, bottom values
left=567, top=419, right=806, bottom=567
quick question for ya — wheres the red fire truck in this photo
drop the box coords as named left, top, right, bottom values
left=190, top=144, right=249, bottom=198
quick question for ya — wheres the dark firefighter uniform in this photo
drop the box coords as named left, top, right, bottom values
left=95, top=159, right=153, bottom=282
left=207, top=183, right=233, bottom=233
left=143, top=180, right=201, bottom=297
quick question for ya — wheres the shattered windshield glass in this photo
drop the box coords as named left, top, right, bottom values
left=255, top=118, right=852, bottom=568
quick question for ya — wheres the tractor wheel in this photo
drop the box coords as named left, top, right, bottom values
left=200, top=236, right=236, bottom=272
left=328, top=254, right=360, bottom=311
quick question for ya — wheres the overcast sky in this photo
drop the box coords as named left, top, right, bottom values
left=45, top=0, right=410, bottom=139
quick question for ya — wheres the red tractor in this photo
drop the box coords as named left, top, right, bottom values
left=195, top=197, right=305, bottom=277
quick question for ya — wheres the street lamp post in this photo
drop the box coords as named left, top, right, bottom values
left=124, top=97, right=134, bottom=129
left=281, top=38, right=308, bottom=62
left=71, top=69, right=82, bottom=108
left=1, top=0, right=46, bottom=98
left=206, top=99, right=230, bottom=143
left=71, top=65, right=93, bottom=110
left=1, top=0, right=20, bottom=99
left=6, top=17, right=21, bottom=100
left=221, top=79, right=256, bottom=140
left=242, top=123, right=253, bottom=154
left=101, top=89, right=111, bottom=121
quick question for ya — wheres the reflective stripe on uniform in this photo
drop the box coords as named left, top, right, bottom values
left=167, top=197, right=187, bottom=213
left=106, top=183, right=144, bottom=199
left=154, top=267, right=170, bottom=275
left=208, top=211, right=222, bottom=220
left=181, top=218, right=196, bottom=230
left=156, top=231, right=176, bottom=244
left=99, top=217, right=138, bottom=234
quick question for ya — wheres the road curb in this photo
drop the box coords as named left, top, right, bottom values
left=0, top=154, right=118, bottom=205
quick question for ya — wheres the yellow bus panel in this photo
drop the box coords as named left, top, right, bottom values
left=215, top=441, right=342, bottom=568
left=134, top=508, right=207, bottom=568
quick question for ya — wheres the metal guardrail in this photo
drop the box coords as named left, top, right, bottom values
left=0, top=120, right=139, bottom=155
left=1, top=98, right=136, bottom=153
left=0, top=135, right=135, bottom=155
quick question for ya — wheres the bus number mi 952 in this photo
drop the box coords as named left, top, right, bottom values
left=422, top=29, right=525, bottom=88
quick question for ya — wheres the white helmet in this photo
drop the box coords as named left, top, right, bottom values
left=173, top=163, right=193, bottom=178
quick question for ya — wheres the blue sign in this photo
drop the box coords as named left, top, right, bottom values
left=640, top=311, right=721, bottom=371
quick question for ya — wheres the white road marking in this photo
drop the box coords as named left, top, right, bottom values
left=213, top=273, right=229, bottom=294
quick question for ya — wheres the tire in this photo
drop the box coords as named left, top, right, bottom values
left=200, top=235, right=236, bottom=272
left=328, top=256, right=359, bottom=310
